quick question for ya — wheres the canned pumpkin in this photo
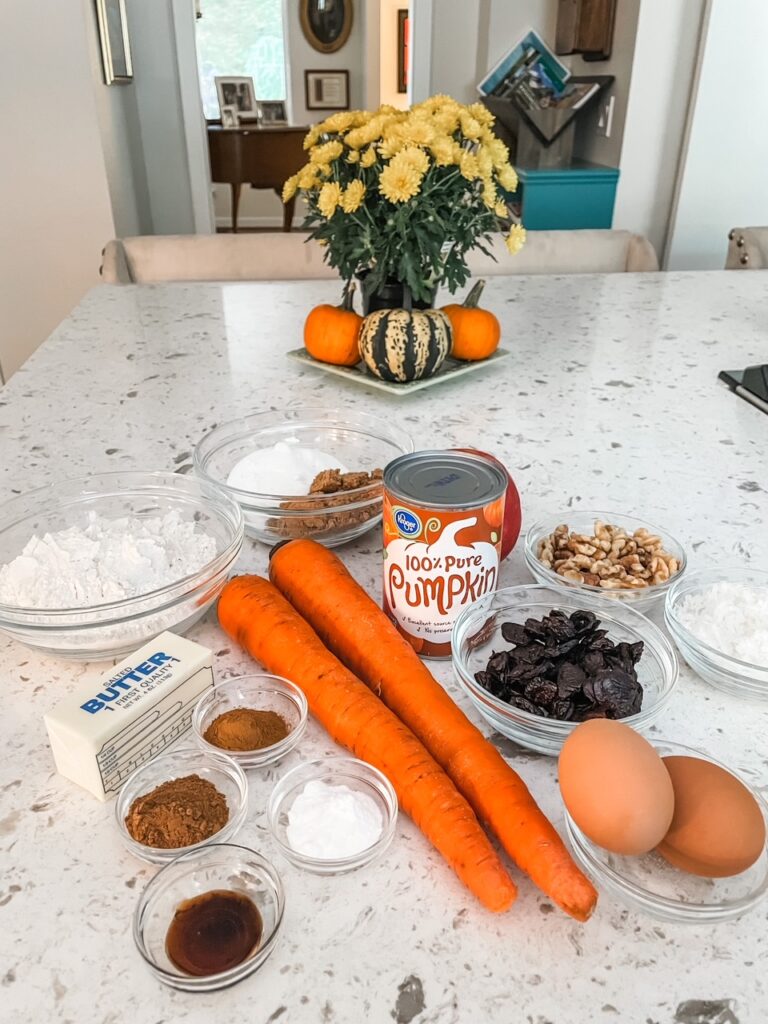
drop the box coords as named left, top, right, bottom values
left=382, top=451, right=506, bottom=659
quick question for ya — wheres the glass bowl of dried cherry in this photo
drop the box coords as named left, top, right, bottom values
left=451, top=584, right=679, bottom=756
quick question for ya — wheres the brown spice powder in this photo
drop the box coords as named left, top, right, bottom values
left=125, top=774, right=229, bottom=849
left=203, top=708, right=290, bottom=751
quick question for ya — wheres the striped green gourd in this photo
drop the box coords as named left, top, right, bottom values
left=359, top=309, right=452, bottom=382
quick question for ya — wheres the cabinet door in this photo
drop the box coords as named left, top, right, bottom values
left=556, top=0, right=616, bottom=59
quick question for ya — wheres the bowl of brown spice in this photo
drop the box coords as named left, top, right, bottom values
left=192, top=674, right=308, bottom=770
left=116, top=748, right=248, bottom=864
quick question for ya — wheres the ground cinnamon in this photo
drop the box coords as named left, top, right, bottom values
left=203, top=708, right=290, bottom=751
left=125, top=774, right=229, bottom=849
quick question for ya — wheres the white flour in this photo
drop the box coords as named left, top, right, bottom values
left=0, top=510, right=217, bottom=609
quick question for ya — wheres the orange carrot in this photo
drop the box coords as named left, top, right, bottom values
left=270, top=539, right=598, bottom=922
left=218, top=575, right=517, bottom=913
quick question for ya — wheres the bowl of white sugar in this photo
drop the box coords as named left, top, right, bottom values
left=665, top=567, right=768, bottom=699
left=194, top=407, right=412, bottom=547
left=0, top=471, right=243, bottom=660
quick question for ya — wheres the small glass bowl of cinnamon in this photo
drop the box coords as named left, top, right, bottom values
left=192, top=674, right=308, bottom=770
left=115, top=747, right=248, bottom=865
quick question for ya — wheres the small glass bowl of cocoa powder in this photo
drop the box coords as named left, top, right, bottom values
left=116, top=748, right=248, bottom=864
left=192, top=674, right=308, bottom=770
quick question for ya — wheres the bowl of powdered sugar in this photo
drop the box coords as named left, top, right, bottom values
left=0, top=471, right=243, bottom=659
left=665, top=567, right=768, bottom=699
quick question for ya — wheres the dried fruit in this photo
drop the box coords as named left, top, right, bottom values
left=475, top=609, right=644, bottom=722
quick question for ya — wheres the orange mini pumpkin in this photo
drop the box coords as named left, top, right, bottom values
left=304, top=285, right=363, bottom=366
left=442, top=279, right=500, bottom=361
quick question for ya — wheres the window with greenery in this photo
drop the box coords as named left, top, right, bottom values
left=196, top=0, right=287, bottom=119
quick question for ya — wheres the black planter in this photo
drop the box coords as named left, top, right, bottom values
left=357, top=272, right=436, bottom=315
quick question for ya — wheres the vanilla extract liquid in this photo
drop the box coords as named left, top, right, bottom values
left=165, top=889, right=262, bottom=977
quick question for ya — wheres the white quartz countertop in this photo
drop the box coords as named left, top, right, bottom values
left=1, top=272, right=767, bottom=1024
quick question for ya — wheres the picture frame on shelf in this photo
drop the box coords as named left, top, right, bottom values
left=397, top=10, right=409, bottom=94
left=304, top=70, right=350, bottom=111
left=220, top=105, right=239, bottom=128
left=258, top=100, right=288, bottom=125
left=95, top=0, right=133, bottom=85
left=215, top=76, right=259, bottom=121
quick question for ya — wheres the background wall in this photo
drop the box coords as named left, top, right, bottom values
left=612, top=0, right=705, bottom=261
left=666, top=0, right=768, bottom=269
left=379, top=0, right=409, bottom=109
left=0, top=0, right=115, bottom=381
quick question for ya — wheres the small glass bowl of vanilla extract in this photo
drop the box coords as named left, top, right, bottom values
left=133, top=843, right=285, bottom=991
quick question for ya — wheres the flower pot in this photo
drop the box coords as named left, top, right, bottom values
left=357, top=272, right=436, bottom=315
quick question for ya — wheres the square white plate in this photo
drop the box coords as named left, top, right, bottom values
left=287, top=347, right=511, bottom=396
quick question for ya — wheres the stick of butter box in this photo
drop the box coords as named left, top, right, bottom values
left=44, top=632, right=213, bottom=801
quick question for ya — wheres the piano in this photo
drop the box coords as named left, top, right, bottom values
left=207, top=124, right=309, bottom=233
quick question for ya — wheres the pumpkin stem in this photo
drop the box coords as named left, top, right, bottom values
left=463, top=279, right=486, bottom=309
left=341, top=280, right=357, bottom=312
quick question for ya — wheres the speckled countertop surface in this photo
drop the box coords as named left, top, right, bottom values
left=1, top=273, right=767, bottom=1024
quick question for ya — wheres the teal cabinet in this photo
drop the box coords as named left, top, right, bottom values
left=513, top=161, right=620, bottom=230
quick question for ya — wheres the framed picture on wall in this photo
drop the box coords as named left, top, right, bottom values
left=397, top=10, right=409, bottom=94
left=304, top=70, right=350, bottom=111
left=215, top=76, right=259, bottom=121
left=95, top=0, right=133, bottom=85
left=258, top=100, right=289, bottom=125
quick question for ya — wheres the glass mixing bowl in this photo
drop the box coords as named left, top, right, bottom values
left=451, top=584, right=679, bottom=756
left=0, top=471, right=243, bottom=659
left=194, top=407, right=413, bottom=546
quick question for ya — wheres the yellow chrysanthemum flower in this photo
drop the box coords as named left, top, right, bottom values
left=402, top=119, right=435, bottom=147
left=298, top=164, right=319, bottom=189
left=341, top=179, right=366, bottom=213
left=346, top=150, right=360, bottom=164
left=495, top=200, right=508, bottom=218
left=398, top=146, right=429, bottom=175
left=282, top=173, right=299, bottom=202
left=433, top=109, right=459, bottom=135
left=485, top=136, right=510, bottom=168
left=319, top=111, right=358, bottom=134
left=476, top=146, right=493, bottom=178
left=310, top=140, right=343, bottom=165
left=482, top=181, right=497, bottom=210
left=303, top=125, right=322, bottom=150
left=429, top=136, right=455, bottom=166
left=460, top=113, right=482, bottom=141
left=497, top=164, right=519, bottom=192
left=458, top=150, right=481, bottom=180
left=378, top=133, right=406, bottom=160
left=314, top=162, right=332, bottom=179
left=379, top=156, right=423, bottom=204
left=360, top=146, right=377, bottom=168
left=317, top=181, right=343, bottom=218
left=505, top=224, right=526, bottom=255
left=467, top=102, right=494, bottom=127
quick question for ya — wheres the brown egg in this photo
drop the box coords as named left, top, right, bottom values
left=657, top=756, right=766, bottom=877
left=559, top=720, right=675, bottom=855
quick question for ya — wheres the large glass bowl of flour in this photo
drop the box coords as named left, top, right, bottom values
left=194, top=408, right=413, bottom=546
left=0, top=471, right=243, bottom=659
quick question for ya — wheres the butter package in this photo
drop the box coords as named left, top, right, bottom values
left=44, top=632, right=214, bottom=800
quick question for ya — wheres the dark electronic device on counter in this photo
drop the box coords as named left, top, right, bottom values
left=718, top=364, right=768, bottom=416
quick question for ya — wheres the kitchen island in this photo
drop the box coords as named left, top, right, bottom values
left=0, top=272, right=766, bottom=1024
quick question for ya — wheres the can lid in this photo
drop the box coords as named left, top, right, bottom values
left=384, top=451, right=507, bottom=510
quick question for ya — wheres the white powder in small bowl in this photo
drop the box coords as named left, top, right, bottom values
left=676, top=582, right=768, bottom=664
left=285, top=779, right=384, bottom=859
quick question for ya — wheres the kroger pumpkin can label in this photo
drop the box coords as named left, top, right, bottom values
left=383, top=451, right=506, bottom=659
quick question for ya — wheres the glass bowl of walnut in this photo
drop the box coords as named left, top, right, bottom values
left=524, top=512, right=687, bottom=612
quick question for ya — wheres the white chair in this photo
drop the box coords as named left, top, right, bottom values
left=100, top=233, right=337, bottom=283
left=725, top=227, right=768, bottom=269
left=467, top=229, right=658, bottom=275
